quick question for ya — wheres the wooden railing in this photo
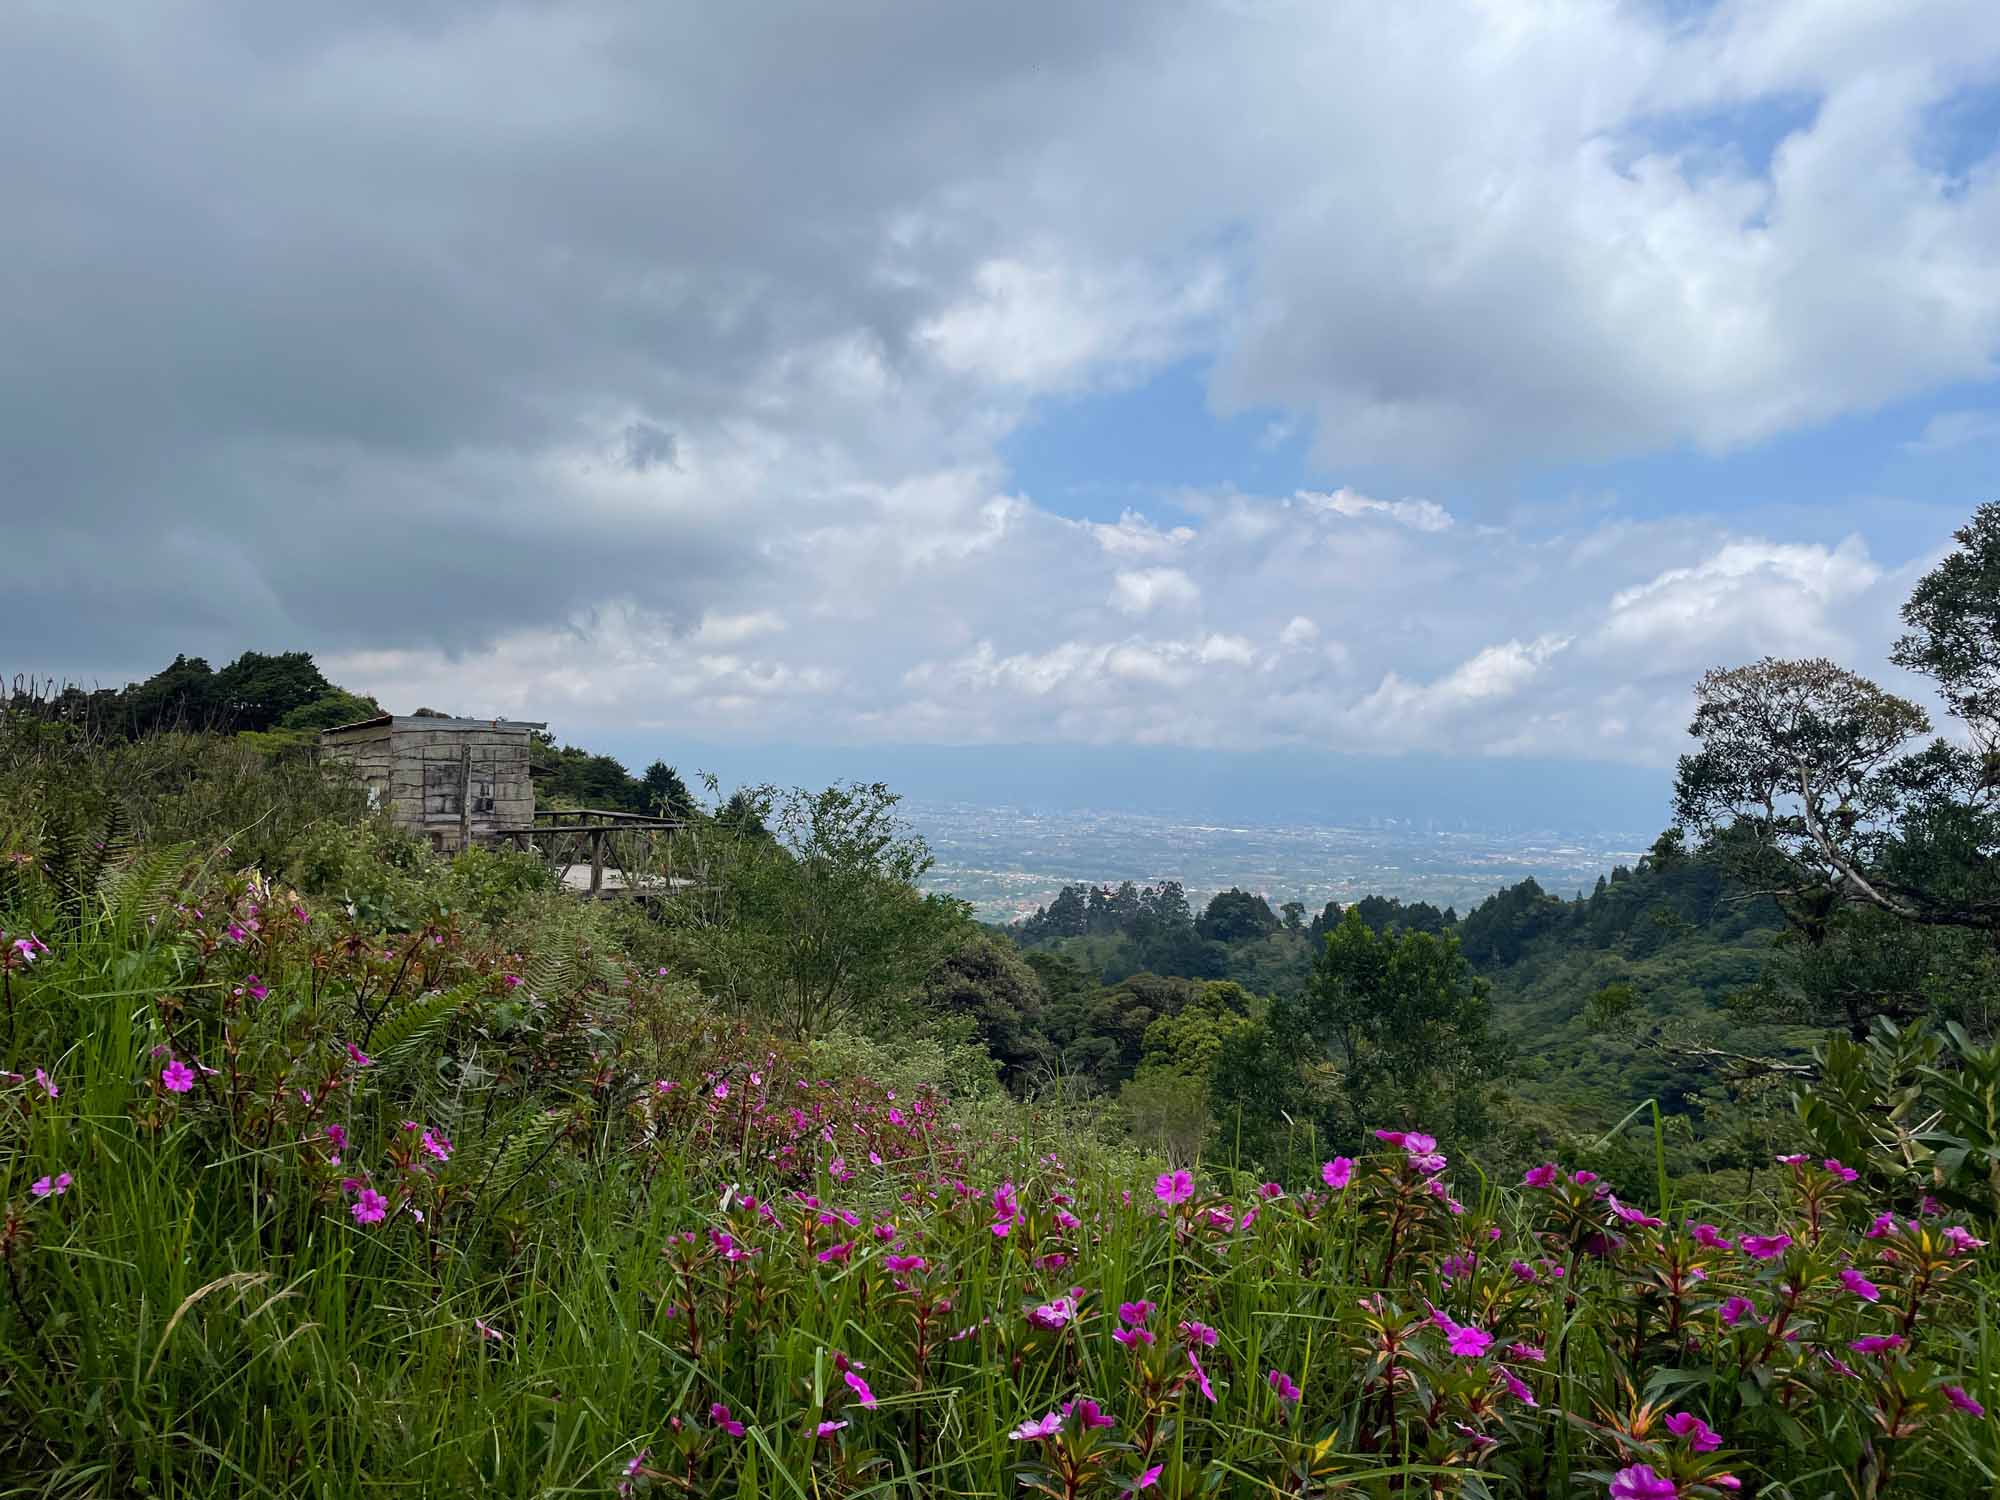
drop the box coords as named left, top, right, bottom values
left=497, top=809, right=687, bottom=897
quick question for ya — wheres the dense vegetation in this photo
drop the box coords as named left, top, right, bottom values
left=3, top=505, right=2000, bottom=1496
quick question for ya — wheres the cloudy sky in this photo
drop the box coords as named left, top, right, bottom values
left=7, top=1, right=1999, bottom=812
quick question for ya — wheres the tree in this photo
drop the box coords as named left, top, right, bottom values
left=670, top=782, right=970, bottom=1037
left=922, top=932, right=1049, bottom=1088
left=1893, top=503, right=2000, bottom=739
left=1457, top=877, right=1568, bottom=967
left=641, top=760, right=695, bottom=819
left=1673, top=507, right=2000, bottom=1040
left=1300, top=910, right=1500, bottom=1143
left=212, top=651, right=333, bottom=732
left=1676, top=510, right=2000, bottom=935
left=277, top=689, right=381, bottom=733
left=1137, top=980, right=1256, bottom=1079
left=1198, top=888, right=1280, bottom=944
left=118, top=655, right=220, bottom=734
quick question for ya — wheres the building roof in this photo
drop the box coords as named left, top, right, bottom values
left=319, top=714, right=548, bottom=737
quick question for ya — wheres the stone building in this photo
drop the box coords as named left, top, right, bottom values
left=319, top=713, right=543, bottom=852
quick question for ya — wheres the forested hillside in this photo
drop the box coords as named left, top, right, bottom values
left=995, top=842, right=1788, bottom=1183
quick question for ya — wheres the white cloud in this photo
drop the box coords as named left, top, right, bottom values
left=1299, top=487, right=1455, bottom=533
left=1598, top=538, right=1882, bottom=665
left=693, top=610, right=785, bottom=646
left=917, top=253, right=1225, bottom=392
left=1110, top=567, right=1201, bottom=615
left=1080, top=510, right=1197, bottom=557
left=1905, top=408, right=2000, bottom=454
left=321, top=480, right=1943, bottom=766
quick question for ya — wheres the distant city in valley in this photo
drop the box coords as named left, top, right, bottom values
left=902, top=800, right=1653, bottom=923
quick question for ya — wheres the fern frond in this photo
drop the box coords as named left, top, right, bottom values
left=101, top=843, right=192, bottom=937
left=368, top=979, right=481, bottom=1071
left=78, top=803, right=132, bottom=907
left=522, top=944, right=581, bottom=1005
left=474, top=1105, right=571, bottom=1212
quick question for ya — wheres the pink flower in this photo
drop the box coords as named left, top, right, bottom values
left=843, top=1369, right=877, bottom=1407
left=1522, top=1163, right=1559, bottom=1188
left=1688, top=1223, right=1733, bottom=1250
left=420, top=1129, right=452, bottom=1163
left=1375, top=1129, right=1437, bottom=1154
left=1188, top=1348, right=1216, bottom=1402
left=1179, top=1320, right=1219, bottom=1347
left=1738, top=1233, right=1792, bottom=1261
left=1850, top=1334, right=1905, bottom=1355
left=1118, top=1299, right=1155, bottom=1327
left=1608, top=1465, right=1678, bottom=1500
left=1507, top=1342, right=1546, bottom=1362
left=1447, top=1325, right=1492, bottom=1357
left=32, top=1068, right=57, bottom=1098
left=1321, top=1157, right=1354, bottom=1190
left=1822, top=1158, right=1859, bottom=1182
left=1114, top=1326, right=1154, bottom=1348
left=1943, top=1225, right=1988, bottom=1255
left=30, top=1171, right=72, bottom=1198
left=244, top=975, right=268, bottom=1001
left=1266, top=1369, right=1300, bottom=1404
left=708, top=1403, right=746, bottom=1437
left=1028, top=1297, right=1076, bottom=1330
left=1945, top=1385, right=1987, bottom=1417
left=1664, top=1411, right=1721, bottom=1452
left=1009, top=1411, right=1063, bottom=1442
left=883, top=1253, right=926, bottom=1273
left=161, top=1059, right=195, bottom=1093
left=1608, top=1195, right=1663, bottom=1228
left=816, top=1420, right=847, bottom=1438
left=352, top=1188, right=389, bottom=1224
left=345, top=1042, right=373, bottom=1067
left=1063, top=1397, right=1116, bottom=1429
left=1133, top=1465, right=1163, bottom=1491
left=1499, top=1366, right=1536, bottom=1406
left=502, top=973, right=523, bottom=987
left=1720, top=1295, right=1758, bottom=1327
left=712, top=1082, right=729, bottom=1100
left=1154, top=1169, right=1194, bottom=1206
left=1840, top=1267, right=1882, bottom=1302
left=474, top=1317, right=505, bottom=1341
left=817, top=1241, right=855, bottom=1265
